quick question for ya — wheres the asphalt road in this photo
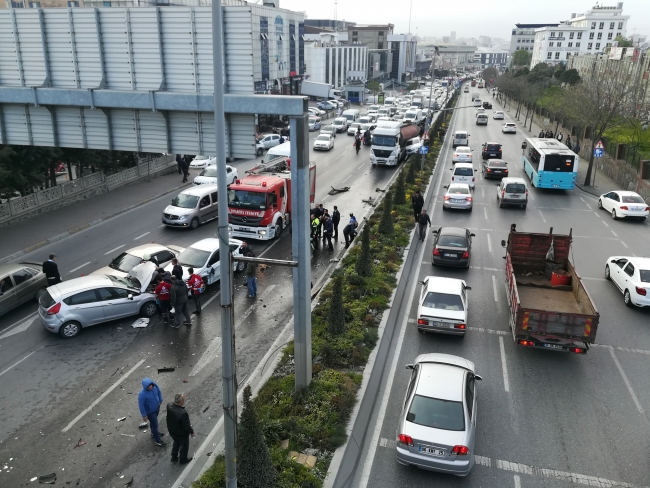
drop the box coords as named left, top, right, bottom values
left=348, top=86, right=650, bottom=488
left=0, top=121, right=399, bottom=487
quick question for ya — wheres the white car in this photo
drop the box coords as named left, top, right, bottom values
left=347, top=122, right=362, bottom=136
left=493, top=111, right=504, bottom=120
left=452, top=146, right=473, bottom=163
left=255, top=134, right=282, bottom=156
left=165, top=238, right=245, bottom=286
left=313, top=134, right=335, bottom=151
left=502, top=123, right=517, bottom=134
left=308, top=116, right=322, bottom=132
left=416, top=276, right=470, bottom=335
left=193, top=165, right=238, bottom=186
left=405, top=136, right=421, bottom=155
left=308, top=107, right=326, bottom=116
left=92, top=243, right=185, bottom=278
left=605, top=256, right=650, bottom=307
left=598, top=191, right=649, bottom=221
left=189, top=155, right=216, bottom=169
left=475, top=107, right=486, bottom=114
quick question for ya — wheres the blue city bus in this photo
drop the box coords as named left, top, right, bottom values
left=522, top=138, right=578, bottom=190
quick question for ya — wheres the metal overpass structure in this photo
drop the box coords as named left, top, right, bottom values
left=0, top=6, right=304, bottom=157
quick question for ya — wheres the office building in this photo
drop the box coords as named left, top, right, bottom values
left=510, top=23, right=560, bottom=55
left=530, top=24, right=588, bottom=68
left=566, top=2, right=629, bottom=53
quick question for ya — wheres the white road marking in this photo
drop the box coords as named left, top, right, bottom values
left=487, top=233, right=492, bottom=253
left=68, top=261, right=91, bottom=274
left=609, top=348, right=644, bottom=415
left=343, top=174, right=352, bottom=183
left=584, top=202, right=592, bottom=210
left=611, top=230, right=618, bottom=237
left=492, top=275, right=499, bottom=301
left=0, top=311, right=38, bottom=340
left=470, top=266, right=503, bottom=272
left=357, top=163, right=365, bottom=170
left=61, top=359, right=146, bottom=432
left=0, top=314, right=37, bottom=341
left=538, top=209, right=546, bottom=224
left=159, top=224, right=166, bottom=228
left=602, top=220, right=609, bottom=227
left=0, top=350, right=37, bottom=378
left=134, top=232, right=150, bottom=240
left=621, top=241, right=628, bottom=248
left=579, top=196, right=585, bottom=203
left=499, top=336, right=510, bottom=392
left=582, top=277, right=607, bottom=282
left=481, top=187, right=485, bottom=198
left=104, top=244, right=125, bottom=255
left=484, top=206, right=488, bottom=220
left=514, top=474, right=521, bottom=488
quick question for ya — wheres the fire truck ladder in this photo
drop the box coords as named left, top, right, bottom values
left=245, top=157, right=291, bottom=174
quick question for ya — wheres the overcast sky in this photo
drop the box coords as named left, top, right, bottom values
left=279, top=0, right=649, bottom=40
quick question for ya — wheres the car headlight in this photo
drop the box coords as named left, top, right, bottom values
left=178, top=215, right=187, bottom=220
left=228, top=226, right=233, bottom=231
left=259, top=230, right=267, bottom=235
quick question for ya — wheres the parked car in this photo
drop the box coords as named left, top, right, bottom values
left=255, top=134, right=282, bottom=156
left=313, top=134, right=335, bottom=151
left=502, top=123, right=517, bottom=134
left=308, top=116, right=322, bottom=132
left=416, top=277, right=470, bottom=335
left=320, top=125, right=337, bottom=138
left=92, top=243, right=185, bottom=278
left=0, top=262, right=48, bottom=316
left=497, top=177, right=528, bottom=209
left=443, top=184, right=473, bottom=211
left=598, top=191, right=649, bottom=221
left=481, top=142, right=502, bottom=159
left=432, top=227, right=474, bottom=268
left=452, top=146, right=472, bottom=164
left=164, top=238, right=245, bottom=285
left=605, top=256, right=650, bottom=307
left=38, top=262, right=158, bottom=338
left=482, top=159, right=508, bottom=179
left=492, top=111, right=504, bottom=120
left=189, top=155, right=215, bottom=169
left=193, top=165, right=238, bottom=186
left=308, top=107, right=326, bottom=116
left=397, top=353, right=481, bottom=475
left=405, top=136, right=422, bottom=156
left=317, top=101, right=337, bottom=110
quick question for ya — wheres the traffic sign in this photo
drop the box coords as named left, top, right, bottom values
left=594, top=140, right=604, bottom=158
left=419, top=146, right=429, bottom=155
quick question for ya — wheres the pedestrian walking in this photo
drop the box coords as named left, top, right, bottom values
left=411, top=190, right=424, bottom=222
left=332, top=206, right=341, bottom=239
left=245, top=251, right=257, bottom=298
left=138, top=378, right=166, bottom=447
left=337, top=107, right=342, bottom=117
left=170, top=277, right=192, bottom=328
left=354, top=130, right=362, bottom=155
left=566, top=135, right=571, bottom=148
left=181, top=156, right=190, bottom=183
left=42, top=253, right=62, bottom=286
left=155, top=273, right=173, bottom=323
left=186, top=268, right=203, bottom=315
left=176, top=154, right=183, bottom=174
left=557, top=132, right=563, bottom=142
left=323, top=214, right=334, bottom=252
left=417, top=209, right=431, bottom=241
left=166, top=393, right=195, bottom=464
left=171, top=258, right=183, bottom=281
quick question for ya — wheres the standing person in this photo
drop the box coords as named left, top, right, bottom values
left=166, top=393, right=195, bottom=464
left=186, top=268, right=203, bottom=315
left=566, top=135, right=572, bottom=148
left=355, top=130, right=362, bottom=155
left=170, top=277, right=192, bottom=328
left=314, top=204, right=324, bottom=237
left=343, top=213, right=358, bottom=248
left=176, top=154, right=183, bottom=174
left=42, top=253, right=61, bottom=286
left=331, top=206, right=341, bottom=240
left=538, top=130, right=545, bottom=138
left=155, top=273, right=173, bottom=324
left=557, top=132, right=563, bottom=142
left=171, top=258, right=183, bottom=281
left=245, top=249, right=257, bottom=298
left=323, top=214, right=334, bottom=252
left=181, top=156, right=190, bottom=183
left=417, top=209, right=431, bottom=241
left=138, top=378, right=166, bottom=447
left=337, top=107, right=342, bottom=117
left=411, top=190, right=424, bottom=223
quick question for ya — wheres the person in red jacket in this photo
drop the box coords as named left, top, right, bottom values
left=155, top=273, right=173, bottom=324
left=186, top=268, right=203, bottom=315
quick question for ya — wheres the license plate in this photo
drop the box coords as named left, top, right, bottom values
left=543, top=343, right=564, bottom=350
left=552, top=184, right=560, bottom=188
left=433, top=321, right=453, bottom=328
left=510, top=195, right=520, bottom=198
left=240, top=227, right=249, bottom=231
left=444, top=253, right=457, bottom=258
left=419, top=446, right=445, bottom=456
left=452, top=199, right=464, bottom=203
left=490, top=153, right=496, bottom=156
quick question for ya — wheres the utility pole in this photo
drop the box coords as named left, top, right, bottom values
left=212, top=1, right=237, bottom=486
left=427, top=46, right=438, bottom=121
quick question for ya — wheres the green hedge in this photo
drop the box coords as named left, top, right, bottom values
left=194, top=105, right=455, bottom=488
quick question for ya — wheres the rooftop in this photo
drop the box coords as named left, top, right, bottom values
left=515, top=23, right=560, bottom=28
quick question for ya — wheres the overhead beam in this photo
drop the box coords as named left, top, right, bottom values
left=0, top=87, right=308, bottom=116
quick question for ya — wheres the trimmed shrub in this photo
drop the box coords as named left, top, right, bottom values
left=394, top=172, right=406, bottom=205
left=378, top=191, right=394, bottom=235
left=355, top=225, right=372, bottom=277
left=328, top=274, right=345, bottom=335
left=406, top=160, right=416, bottom=184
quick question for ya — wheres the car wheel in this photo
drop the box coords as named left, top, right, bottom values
left=605, top=265, right=611, bottom=280
left=190, top=217, right=199, bottom=230
left=468, top=206, right=473, bottom=212
left=611, top=209, right=617, bottom=220
left=442, top=205, right=448, bottom=211
left=597, top=199, right=603, bottom=209
left=256, top=148, right=264, bottom=157
left=140, top=301, right=158, bottom=317
left=499, top=201, right=504, bottom=208
left=59, top=321, right=81, bottom=339
left=521, top=204, right=526, bottom=209
left=274, top=219, right=283, bottom=240
left=624, top=289, right=634, bottom=307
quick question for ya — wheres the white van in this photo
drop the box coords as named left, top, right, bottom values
left=403, top=109, right=424, bottom=126
left=476, top=113, right=489, bottom=125
left=384, top=97, right=396, bottom=106
left=162, top=184, right=220, bottom=230
left=451, top=163, right=476, bottom=189
left=473, top=98, right=482, bottom=107
left=263, top=141, right=291, bottom=163
left=342, top=109, right=360, bottom=123
left=332, top=117, right=348, bottom=133
left=452, top=130, right=470, bottom=148
left=497, top=177, right=528, bottom=209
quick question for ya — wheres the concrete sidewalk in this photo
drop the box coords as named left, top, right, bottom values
left=0, top=169, right=195, bottom=262
left=498, top=95, right=624, bottom=198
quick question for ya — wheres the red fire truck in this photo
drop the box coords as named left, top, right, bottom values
left=227, top=157, right=316, bottom=240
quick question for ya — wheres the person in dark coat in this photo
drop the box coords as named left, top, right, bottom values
left=170, top=277, right=191, bottom=328
left=176, top=154, right=183, bottom=174
left=323, top=214, right=334, bottom=252
left=331, top=205, right=341, bottom=239
left=411, top=191, right=424, bottom=223
left=181, top=156, right=190, bottom=183
left=167, top=393, right=195, bottom=464
left=171, top=258, right=183, bottom=281
left=138, top=378, right=165, bottom=446
left=417, top=209, right=431, bottom=241
left=538, top=130, right=545, bottom=138
left=42, top=253, right=61, bottom=286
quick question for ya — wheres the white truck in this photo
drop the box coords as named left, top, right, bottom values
left=300, top=81, right=341, bottom=100
left=369, top=122, right=419, bottom=166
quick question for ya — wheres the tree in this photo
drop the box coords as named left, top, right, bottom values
left=406, top=160, right=416, bottom=184
left=367, top=80, right=381, bottom=93
left=560, top=69, right=581, bottom=86
left=355, top=224, right=372, bottom=277
left=328, top=274, right=345, bottom=335
left=237, top=386, right=277, bottom=488
left=481, top=67, right=498, bottom=81
left=393, top=172, right=406, bottom=205
left=511, top=49, right=532, bottom=67
left=614, top=35, right=633, bottom=48
left=378, top=191, right=394, bottom=235
left=0, top=145, right=59, bottom=197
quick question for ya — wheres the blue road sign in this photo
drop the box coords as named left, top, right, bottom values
left=594, top=148, right=604, bottom=158
left=419, top=146, right=429, bottom=155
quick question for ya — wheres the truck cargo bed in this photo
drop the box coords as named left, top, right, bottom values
left=517, top=287, right=583, bottom=314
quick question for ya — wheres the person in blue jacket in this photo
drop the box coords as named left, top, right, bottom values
left=138, top=378, right=166, bottom=446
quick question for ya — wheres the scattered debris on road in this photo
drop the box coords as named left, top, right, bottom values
left=157, top=367, right=175, bottom=373
left=138, top=422, right=148, bottom=429
left=73, top=439, right=86, bottom=449
left=375, top=187, right=386, bottom=193
left=328, top=186, right=350, bottom=195
left=38, top=472, right=57, bottom=484
left=120, top=434, right=135, bottom=437
left=131, top=318, right=149, bottom=328
left=117, top=417, right=126, bottom=422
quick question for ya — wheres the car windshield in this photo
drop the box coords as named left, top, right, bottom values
left=422, top=291, right=465, bottom=310
left=309, top=117, right=318, bottom=124
left=360, top=124, right=373, bottom=131
left=108, top=252, right=142, bottom=272
left=107, top=274, right=140, bottom=290
left=194, top=155, right=208, bottom=160
left=454, top=167, right=474, bottom=176
left=506, top=124, right=515, bottom=127
left=621, top=195, right=645, bottom=203
left=321, top=126, right=334, bottom=132
left=457, top=147, right=470, bottom=154
left=171, top=194, right=199, bottom=209
left=177, top=248, right=210, bottom=268
left=199, top=167, right=219, bottom=177
left=228, top=189, right=266, bottom=210
left=373, top=135, right=397, bottom=147
left=486, top=144, right=500, bottom=151
left=506, top=183, right=526, bottom=194
left=316, top=135, right=330, bottom=141
left=448, top=186, right=469, bottom=195
left=438, top=235, right=467, bottom=247
left=368, top=105, right=379, bottom=111
left=489, top=160, right=508, bottom=168
left=407, top=395, right=465, bottom=431
left=405, top=112, right=417, bottom=119
left=640, top=270, right=650, bottom=283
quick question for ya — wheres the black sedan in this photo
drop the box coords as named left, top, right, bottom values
left=482, top=101, right=492, bottom=109
left=481, top=141, right=502, bottom=159
left=432, top=227, right=475, bottom=268
left=482, top=159, right=509, bottom=179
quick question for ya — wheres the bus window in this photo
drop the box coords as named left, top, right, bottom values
left=543, top=154, right=575, bottom=172
left=528, top=147, right=541, bottom=164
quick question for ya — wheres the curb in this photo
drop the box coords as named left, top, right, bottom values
left=0, top=182, right=191, bottom=263
left=575, top=183, right=602, bottom=198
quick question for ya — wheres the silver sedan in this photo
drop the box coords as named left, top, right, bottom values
left=0, top=262, right=48, bottom=316
left=442, top=183, right=473, bottom=211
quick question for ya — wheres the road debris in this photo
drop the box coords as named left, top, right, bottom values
left=73, top=439, right=86, bottom=449
left=120, top=434, right=135, bottom=437
left=117, top=417, right=127, bottom=422
left=138, top=422, right=148, bottom=429
left=182, top=379, right=188, bottom=383
left=38, top=472, right=57, bottom=484
left=328, top=186, right=350, bottom=195
left=158, top=367, right=175, bottom=373
left=131, top=318, right=149, bottom=328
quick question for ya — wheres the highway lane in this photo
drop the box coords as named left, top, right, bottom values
left=0, top=119, right=399, bottom=487
left=350, top=86, right=650, bottom=488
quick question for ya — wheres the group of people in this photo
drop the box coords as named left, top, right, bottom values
left=411, top=190, right=431, bottom=241
left=152, top=258, right=203, bottom=328
left=175, top=154, right=193, bottom=183
left=538, top=130, right=580, bottom=153
left=310, top=204, right=340, bottom=252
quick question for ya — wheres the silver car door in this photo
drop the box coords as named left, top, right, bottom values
left=99, top=287, right=137, bottom=320
left=0, top=274, right=18, bottom=315
left=66, top=290, right=105, bottom=326
left=198, top=195, right=212, bottom=222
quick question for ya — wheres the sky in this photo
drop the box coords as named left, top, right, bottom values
left=277, top=0, right=650, bottom=41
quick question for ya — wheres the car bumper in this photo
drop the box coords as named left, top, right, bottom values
left=484, top=171, right=507, bottom=179
left=503, top=129, right=516, bottom=133
left=39, top=308, right=63, bottom=333
left=501, top=197, right=527, bottom=206
left=631, top=294, right=650, bottom=307
left=229, top=224, right=274, bottom=240
left=162, top=218, right=191, bottom=227
left=443, top=201, right=472, bottom=210
left=452, top=158, right=472, bottom=163
left=417, top=321, right=467, bottom=335
left=432, top=256, right=470, bottom=267
left=396, top=446, right=472, bottom=476
left=618, top=210, right=649, bottom=218
left=314, top=145, right=330, bottom=150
